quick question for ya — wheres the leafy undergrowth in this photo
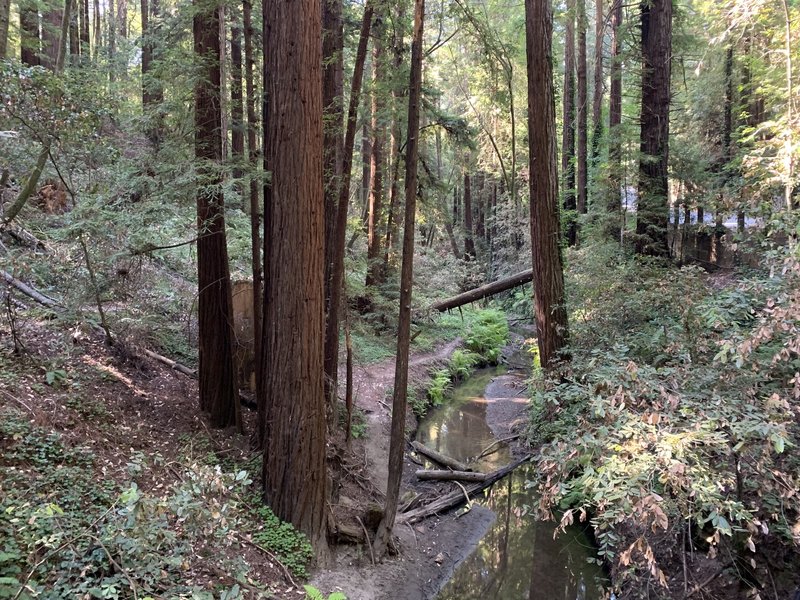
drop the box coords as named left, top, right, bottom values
left=529, top=233, right=800, bottom=599
left=0, top=321, right=311, bottom=600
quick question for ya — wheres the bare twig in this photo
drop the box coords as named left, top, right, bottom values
left=356, top=516, right=376, bottom=566
left=88, top=535, right=139, bottom=600
left=236, top=533, right=298, bottom=589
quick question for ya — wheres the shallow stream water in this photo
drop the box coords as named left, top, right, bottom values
left=416, top=368, right=608, bottom=600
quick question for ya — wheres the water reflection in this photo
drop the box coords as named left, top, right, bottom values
left=419, top=369, right=607, bottom=600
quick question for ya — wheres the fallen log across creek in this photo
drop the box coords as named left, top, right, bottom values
left=400, top=454, right=532, bottom=524
left=416, top=469, right=487, bottom=483
left=410, top=440, right=471, bottom=472
left=428, top=269, right=533, bottom=312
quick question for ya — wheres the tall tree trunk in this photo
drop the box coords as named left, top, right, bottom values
left=261, top=0, right=328, bottom=556
left=366, top=21, right=386, bottom=289
left=576, top=0, right=588, bottom=216
left=322, top=0, right=344, bottom=304
left=69, top=0, right=79, bottom=59
left=607, top=0, right=623, bottom=240
left=591, top=0, right=604, bottom=161
left=635, top=0, right=672, bottom=256
left=117, top=0, right=126, bottom=38
left=243, top=0, right=262, bottom=447
left=782, top=0, right=794, bottom=211
left=525, top=0, right=569, bottom=368
left=93, top=0, right=100, bottom=59
left=193, top=0, right=241, bottom=432
left=80, top=0, right=89, bottom=51
left=231, top=19, right=245, bottom=202
left=463, top=172, right=476, bottom=260
left=42, top=2, right=64, bottom=70
left=374, top=0, right=424, bottom=559
left=562, top=0, right=577, bottom=246
left=382, top=1, right=407, bottom=278
left=0, top=0, right=10, bottom=59
left=360, top=121, right=371, bottom=230
left=19, top=0, right=40, bottom=65
left=323, top=2, right=373, bottom=424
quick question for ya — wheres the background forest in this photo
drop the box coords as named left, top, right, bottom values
left=0, top=0, right=799, bottom=599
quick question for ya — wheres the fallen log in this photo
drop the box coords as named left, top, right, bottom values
left=143, top=349, right=197, bottom=378
left=429, top=269, right=533, bottom=312
left=416, top=469, right=486, bottom=483
left=400, top=454, right=531, bottom=524
left=1, top=269, right=61, bottom=308
left=410, top=440, right=471, bottom=472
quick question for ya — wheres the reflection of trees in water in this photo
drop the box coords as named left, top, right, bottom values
left=438, top=467, right=606, bottom=600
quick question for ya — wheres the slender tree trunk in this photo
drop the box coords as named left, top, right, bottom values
left=20, top=0, right=41, bottom=65
left=382, top=1, right=406, bottom=277
left=194, top=0, right=241, bottom=432
left=591, top=0, right=604, bottom=161
left=81, top=0, right=89, bottom=50
left=463, top=172, right=476, bottom=260
left=244, top=0, right=263, bottom=447
left=360, top=121, right=371, bottom=230
left=70, top=0, right=79, bottom=59
left=231, top=19, right=245, bottom=204
left=526, top=0, right=569, bottom=368
left=607, top=0, right=623, bottom=240
left=42, top=3, right=64, bottom=70
left=635, top=0, right=672, bottom=256
left=366, top=21, right=386, bottom=289
left=782, top=0, right=794, bottom=211
left=562, top=0, right=577, bottom=246
left=0, top=0, right=10, bottom=59
left=576, top=0, right=588, bottom=216
left=323, top=1, right=373, bottom=424
left=262, top=0, right=328, bottom=556
left=93, top=0, right=101, bottom=59
left=322, top=0, right=344, bottom=304
left=374, top=0, right=424, bottom=559
left=117, top=0, right=126, bottom=38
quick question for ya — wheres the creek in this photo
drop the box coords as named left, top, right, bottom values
left=415, top=367, right=608, bottom=600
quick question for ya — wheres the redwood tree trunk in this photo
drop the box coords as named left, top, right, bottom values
left=635, top=0, right=672, bottom=256
left=19, top=0, right=40, bottom=65
left=0, top=0, right=10, bottom=59
left=607, top=0, right=623, bottom=239
left=231, top=19, right=245, bottom=201
left=244, top=0, right=262, bottom=446
left=194, top=0, right=241, bottom=431
left=322, top=0, right=344, bottom=301
left=526, top=0, right=569, bottom=368
left=366, top=20, right=385, bottom=289
left=562, top=0, right=577, bottom=246
left=463, top=172, right=476, bottom=260
left=591, top=0, right=604, bottom=161
left=262, top=0, right=328, bottom=555
left=323, top=2, right=373, bottom=422
left=576, top=0, right=588, bottom=217
left=374, top=0, right=425, bottom=559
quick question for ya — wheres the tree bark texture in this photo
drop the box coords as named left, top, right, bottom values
left=526, top=0, right=569, bottom=368
left=366, top=20, right=386, bottom=289
left=562, top=0, right=577, bottom=246
left=231, top=20, right=245, bottom=195
left=323, top=1, right=373, bottom=423
left=322, top=0, right=344, bottom=300
left=0, top=0, right=10, bottom=59
left=635, top=0, right=672, bottom=256
left=20, top=0, right=40, bottom=65
left=262, top=0, right=328, bottom=555
left=591, top=0, right=604, bottom=161
left=93, top=0, right=100, bottom=59
left=243, top=0, right=263, bottom=446
left=463, top=173, right=476, bottom=260
left=374, top=0, right=424, bottom=559
left=193, top=0, right=241, bottom=432
left=607, top=0, right=623, bottom=239
left=41, top=2, right=64, bottom=70
left=576, top=0, right=588, bottom=216
left=430, top=269, right=534, bottom=312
